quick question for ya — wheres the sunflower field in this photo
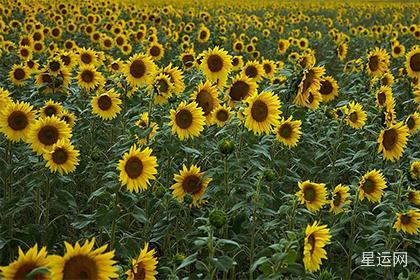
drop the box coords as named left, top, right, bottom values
left=0, top=0, right=419, bottom=279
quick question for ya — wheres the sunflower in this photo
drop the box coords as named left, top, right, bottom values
left=358, top=169, right=387, bottom=203
left=179, top=49, right=195, bottom=69
left=59, top=110, right=76, bottom=128
left=278, top=39, right=290, bottom=54
left=169, top=101, right=205, bottom=140
left=226, top=74, right=257, bottom=105
left=77, top=65, right=105, bottom=91
left=46, top=58, right=64, bottom=76
left=118, top=145, right=158, bottom=193
left=48, top=238, right=118, bottom=280
left=319, top=76, right=339, bottom=102
left=296, top=180, right=328, bottom=212
left=344, top=101, right=367, bottom=129
left=200, top=46, right=232, bottom=84
left=329, top=184, right=351, bottom=214
left=243, top=91, right=281, bottom=135
left=261, top=59, right=277, bottom=78
left=124, top=53, right=157, bottom=87
left=39, top=99, right=64, bottom=119
left=77, top=47, right=98, bottom=66
left=393, top=210, right=420, bottom=235
left=377, top=122, right=409, bottom=162
left=190, top=81, right=220, bottom=124
left=197, top=25, right=210, bottom=43
left=303, top=221, right=331, bottom=273
left=294, top=66, right=325, bottom=106
left=170, top=164, right=212, bottom=207
left=380, top=72, right=395, bottom=87
left=375, top=86, right=394, bottom=108
left=9, top=64, right=30, bottom=86
left=0, top=244, right=49, bottom=280
left=152, top=73, right=174, bottom=105
left=126, top=243, right=158, bottom=280
left=148, top=43, right=164, bottom=61
left=0, top=101, right=36, bottom=142
left=275, top=116, right=302, bottom=148
left=407, top=187, right=420, bottom=204
left=366, top=47, right=390, bottom=77
left=337, top=42, right=348, bottom=61
left=405, top=112, right=420, bottom=134
left=91, top=89, right=122, bottom=120
left=242, top=60, right=264, bottom=83
left=160, top=64, right=185, bottom=95
left=28, top=116, right=72, bottom=155
left=135, top=112, right=159, bottom=145
left=212, top=104, right=231, bottom=127
left=405, top=46, right=420, bottom=80
left=391, top=43, right=405, bottom=58
left=0, top=88, right=13, bottom=110
left=231, top=56, right=244, bottom=71
left=43, top=139, right=79, bottom=175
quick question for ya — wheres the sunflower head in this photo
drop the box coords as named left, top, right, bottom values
left=0, top=101, right=36, bottom=142
left=303, top=221, right=331, bottom=272
left=169, top=101, right=205, bottom=140
left=296, top=180, right=327, bottom=212
left=393, top=210, right=420, bottom=235
left=329, top=184, right=351, bottom=214
left=358, top=169, right=387, bottom=203
left=126, top=243, right=158, bottom=280
left=275, top=116, right=302, bottom=148
left=377, top=122, right=409, bottom=162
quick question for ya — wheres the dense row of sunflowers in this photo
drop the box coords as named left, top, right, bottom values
left=0, top=0, right=419, bottom=279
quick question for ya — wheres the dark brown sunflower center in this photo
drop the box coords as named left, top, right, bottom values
left=378, top=92, right=386, bottom=105
left=8, top=111, right=28, bottom=131
left=251, top=100, right=268, bottom=122
left=349, top=112, right=358, bottom=123
left=81, top=70, right=94, bottom=83
left=400, top=214, right=411, bottom=225
left=38, top=125, right=59, bottom=145
left=369, top=55, right=379, bottom=72
left=394, top=46, right=401, bottom=54
left=125, top=157, right=143, bottom=179
left=157, top=79, right=169, bottom=93
left=303, top=185, right=316, bottom=202
left=81, top=53, right=92, bottom=64
left=49, top=61, right=60, bottom=72
left=133, top=262, right=146, bottom=280
left=52, top=147, right=69, bottom=164
left=216, top=110, right=229, bottom=122
left=182, top=54, right=194, bottom=65
left=308, top=234, right=316, bottom=254
left=61, top=55, right=71, bottom=66
left=229, top=81, right=250, bottom=101
left=13, top=263, right=46, bottom=280
left=196, top=90, right=214, bottom=115
left=63, top=255, right=98, bottom=280
left=245, top=65, right=258, bottom=78
left=263, top=64, right=272, bottom=74
left=362, top=179, right=375, bottom=194
left=301, top=70, right=314, bottom=93
left=232, top=57, right=239, bottom=66
left=21, top=48, right=29, bottom=57
left=44, top=106, right=57, bottom=117
left=381, top=77, right=389, bottom=86
left=98, top=95, right=112, bottom=111
left=130, top=60, right=146, bottom=79
left=175, top=109, right=193, bottom=129
left=407, top=117, right=415, bottom=130
left=410, top=53, right=420, bottom=72
left=333, top=192, right=342, bottom=206
left=200, top=31, right=207, bottom=40
left=182, top=175, right=202, bottom=194
left=150, top=46, right=161, bottom=57
left=320, top=80, right=333, bottom=95
left=14, top=68, right=26, bottom=80
left=279, top=123, right=292, bottom=139
left=116, top=36, right=124, bottom=46
left=207, top=54, right=223, bottom=72
left=111, top=62, right=120, bottom=70
left=382, top=128, right=397, bottom=150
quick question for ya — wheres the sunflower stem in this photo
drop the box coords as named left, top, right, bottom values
left=346, top=188, right=360, bottom=280
left=110, top=190, right=119, bottom=250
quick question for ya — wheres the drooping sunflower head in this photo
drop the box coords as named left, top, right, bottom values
left=77, top=64, right=105, bottom=91
left=319, top=76, right=339, bottom=102
left=170, top=164, right=212, bottom=207
left=366, top=47, right=390, bottom=77
left=344, top=101, right=367, bottom=129
left=117, top=145, right=158, bottom=193
left=0, top=244, right=49, bottom=280
left=405, top=112, right=420, bottom=134
left=303, top=221, right=331, bottom=273
left=226, top=74, right=257, bottom=105
left=9, top=64, right=30, bottom=86
left=124, top=53, right=157, bottom=87
left=393, top=210, right=420, bottom=235
left=358, top=169, right=387, bottom=203
left=190, top=80, right=220, bottom=123
left=294, top=67, right=325, bottom=108
left=244, top=91, right=282, bottom=135
left=296, top=180, right=328, bottom=212
left=39, top=99, right=64, bottom=119
left=407, top=187, right=420, bottom=205
left=337, top=42, right=348, bottom=61
left=377, top=122, right=409, bottom=162
left=48, top=238, right=118, bottom=280
left=0, top=101, right=36, bottom=142
left=126, top=243, right=158, bottom=280
left=329, top=184, right=351, bottom=214
left=91, top=89, right=122, bottom=121
left=169, top=101, right=205, bottom=140
left=28, top=115, right=72, bottom=155
left=275, top=116, right=302, bottom=148
left=405, top=46, right=420, bottom=80
left=200, top=46, right=232, bottom=83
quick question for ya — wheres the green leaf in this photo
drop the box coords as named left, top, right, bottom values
left=25, top=267, right=49, bottom=280
left=251, top=256, right=269, bottom=272
left=210, top=256, right=234, bottom=272
left=176, top=253, right=198, bottom=271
